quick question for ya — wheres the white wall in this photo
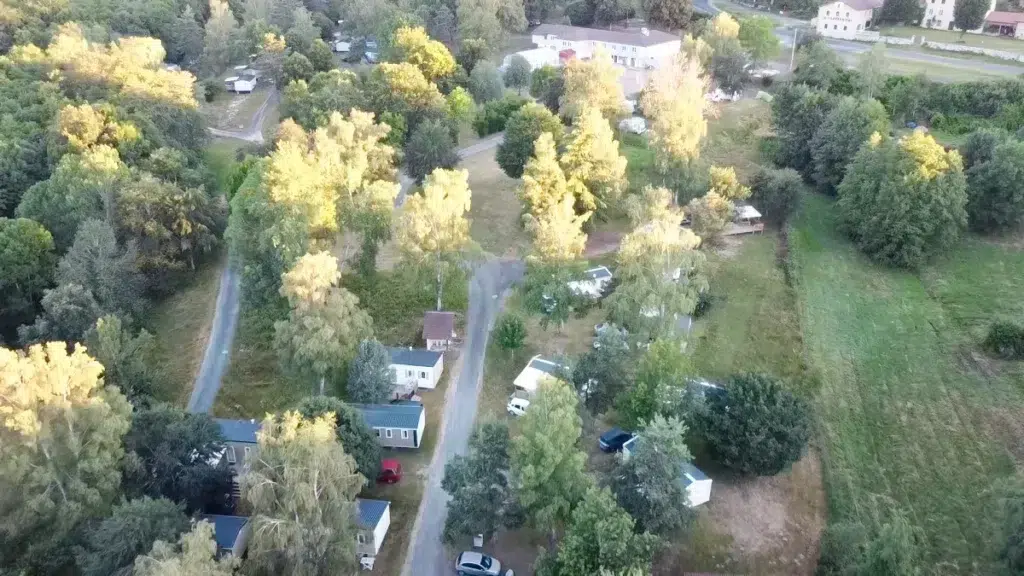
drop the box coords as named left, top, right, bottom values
left=391, top=356, right=443, bottom=389
left=530, top=34, right=679, bottom=69
left=372, top=505, right=390, bottom=555
left=817, top=2, right=874, bottom=40
left=687, top=479, right=713, bottom=507
left=923, top=0, right=995, bottom=30
left=415, top=410, right=425, bottom=448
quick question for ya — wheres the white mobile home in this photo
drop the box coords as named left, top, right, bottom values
left=388, top=347, right=444, bottom=390
left=356, top=498, right=391, bottom=566
left=502, top=47, right=561, bottom=70
left=513, top=355, right=567, bottom=394
left=567, top=265, right=613, bottom=299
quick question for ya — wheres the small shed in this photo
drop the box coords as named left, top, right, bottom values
left=558, top=48, right=577, bottom=63
left=513, top=355, right=566, bottom=394
left=623, top=437, right=713, bottom=507
left=356, top=498, right=391, bottom=563
left=353, top=402, right=426, bottom=449
left=234, top=73, right=257, bottom=94
left=388, top=347, right=444, bottom=389
left=567, top=265, right=613, bottom=299
left=223, top=76, right=239, bottom=91
left=334, top=40, right=351, bottom=53
left=728, top=204, right=765, bottom=235
left=423, top=311, right=456, bottom=351
left=618, top=117, right=647, bottom=134
left=200, top=514, right=252, bottom=559
left=502, top=47, right=560, bottom=70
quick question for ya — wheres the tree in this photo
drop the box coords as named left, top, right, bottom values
left=504, top=54, right=532, bottom=95
left=561, top=105, right=628, bottom=214
left=526, top=0, right=557, bottom=21
left=530, top=65, right=564, bottom=112
left=616, top=338, right=694, bottom=429
left=709, top=38, right=749, bottom=93
left=202, top=0, right=243, bottom=76
left=0, top=217, right=56, bottom=328
left=366, top=63, right=447, bottom=123
left=750, top=167, right=803, bottom=226
left=552, top=487, right=659, bottom=576
left=884, top=73, right=930, bottom=124
left=856, top=43, right=888, bottom=98
left=18, top=283, right=102, bottom=346
left=446, top=86, right=476, bottom=124
left=469, top=61, right=506, bottom=103
left=953, top=0, right=989, bottom=35
left=58, top=219, right=145, bottom=319
left=0, top=343, right=132, bottom=567
left=794, top=41, right=843, bottom=90
left=122, top=404, right=233, bottom=513
left=640, top=54, right=710, bottom=171
left=274, top=252, right=374, bottom=394
left=496, top=313, right=527, bottom=354
left=738, top=16, right=780, bottom=63
left=498, top=103, right=565, bottom=179
left=687, top=192, right=732, bottom=245
left=837, top=131, right=967, bottom=269
left=770, top=83, right=836, bottom=175
left=560, top=49, right=627, bottom=122
left=295, top=395, right=383, bottom=479
left=861, top=511, right=924, bottom=576
left=610, top=414, right=696, bottom=535
left=392, top=26, right=457, bottom=82
left=347, top=339, right=396, bottom=403
left=609, top=187, right=706, bottom=340
left=283, top=51, right=316, bottom=85
left=307, top=39, right=335, bottom=72
left=133, top=520, right=237, bottom=576
left=572, top=329, right=635, bottom=413
left=641, top=0, right=692, bottom=30
left=708, top=165, right=751, bottom=201
left=962, top=127, right=1011, bottom=170
left=78, top=497, right=190, bottom=576
left=442, top=421, right=521, bottom=543
left=86, top=315, right=157, bottom=403
left=878, top=0, right=924, bottom=24
left=398, top=169, right=475, bottom=311
left=168, top=6, right=205, bottom=66
left=521, top=261, right=589, bottom=331
left=511, top=376, right=591, bottom=542
left=457, top=38, right=489, bottom=77
left=810, top=97, right=890, bottom=195
left=284, top=6, right=319, bottom=55
left=519, top=132, right=571, bottom=216
left=243, top=411, right=364, bottom=575
left=525, top=193, right=591, bottom=263
left=703, top=373, right=811, bottom=475
left=966, top=140, right=1024, bottom=233
left=406, top=119, right=460, bottom=184
left=817, top=521, right=870, bottom=576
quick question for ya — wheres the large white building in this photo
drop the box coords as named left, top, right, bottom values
left=923, top=0, right=996, bottom=31
left=816, top=0, right=883, bottom=39
left=531, top=23, right=680, bottom=69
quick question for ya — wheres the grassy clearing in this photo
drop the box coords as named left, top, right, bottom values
left=146, top=257, right=224, bottom=406
left=465, top=148, right=531, bottom=257
left=881, top=26, right=1024, bottom=54
left=200, top=87, right=272, bottom=131
left=881, top=56, right=1013, bottom=81
left=704, top=99, right=772, bottom=182
left=791, top=193, right=1021, bottom=571
left=621, top=132, right=656, bottom=194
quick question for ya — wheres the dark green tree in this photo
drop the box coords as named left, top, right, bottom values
left=572, top=329, right=635, bottom=414
left=810, top=97, right=890, bottom=195
left=616, top=338, right=694, bottom=430
left=504, top=54, right=532, bottom=95
left=122, top=404, right=234, bottom=513
left=966, top=140, right=1024, bottom=233
left=469, top=61, right=506, bottom=103
left=710, top=38, right=750, bottom=93
left=442, top=421, right=521, bottom=543
left=346, top=339, right=396, bottom=404
left=0, top=217, right=56, bottom=331
left=749, top=167, right=803, bottom=226
left=530, top=65, right=564, bottom=113
left=295, top=395, right=383, bottom=479
left=86, top=315, right=157, bottom=404
left=457, top=39, right=489, bottom=78
left=953, top=0, right=989, bottom=35
left=58, top=219, right=145, bottom=319
left=496, top=102, right=565, bottom=178
left=77, top=497, right=190, bottom=576
left=961, top=127, right=1011, bottom=170
left=794, top=40, right=843, bottom=91
left=405, top=119, right=460, bottom=184
left=18, top=284, right=102, bottom=346
left=771, top=83, right=836, bottom=174
left=496, top=312, right=527, bottom=355
left=641, top=0, right=693, bottom=30
left=283, top=52, right=316, bottom=85
left=521, top=261, right=588, bottom=331
left=703, top=373, right=811, bottom=475
left=878, top=0, right=924, bottom=24
left=307, top=39, right=337, bottom=72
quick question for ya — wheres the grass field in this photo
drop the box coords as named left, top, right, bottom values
left=704, top=99, right=772, bottom=181
left=881, top=25, right=1024, bottom=54
left=465, top=148, right=530, bottom=257
left=791, top=193, right=1022, bottom=571
left=200, top=87, right=272, bottom=132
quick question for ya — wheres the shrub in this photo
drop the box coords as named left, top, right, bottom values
left=692, top=291, right=714, bottom=319
left=983, top=321, right=1024, bottom=359
left=472, top=94, right=529, bottom=136
left=202, top=79, right=223, bottom=102
left=750, top=166, right=803, bottom=226
left=468, top=61, right=505, bottom=103
left=817, top=521, right=869, bottom=576
left=702, top=372, right=811, bottom=476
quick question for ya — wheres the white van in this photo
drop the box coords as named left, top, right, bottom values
left=507, top=394, right=530, bottom=417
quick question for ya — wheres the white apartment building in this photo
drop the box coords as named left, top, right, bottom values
left=531, top=23, right=680, bottom=69
left=923, top=0, right=996, bottom=31
left=816, top=0, right=883, bottom=39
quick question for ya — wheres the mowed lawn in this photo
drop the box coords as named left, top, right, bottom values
left=791, top=193, right=1021, bottom=571
left=465, top=148, right=530, bottom=257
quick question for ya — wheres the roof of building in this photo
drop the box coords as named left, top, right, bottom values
left=423, top=311, right=456, bottom=340
left=357, top=498, right=390, bottom=528
left=215, top=419, right=260, bottom=444
left=986, top=10, right=1024, bottom=24
left=735, top=204, right=762, bottom=220
left=388, top=347, right=443, bottom=367
left=200, top=515, right=249, bottom=551
left=832, top=0, right=882, bottom=10
left=585, top=266, right=613, bottom=281
left=513, top=355, right=566, bottom=392
left=352, top=402, right=424, bottom=429
left=623, top=437, right=710, bottom=486
left=533, top=23, right=679, bottom=47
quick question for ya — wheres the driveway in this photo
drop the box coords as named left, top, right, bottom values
left=401, top=258, right=525, bottom=576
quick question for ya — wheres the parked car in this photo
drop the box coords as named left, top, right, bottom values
left=456, top=551, right=505, bottom=576
left=599, top=428, right=634, bottom=452
left=377, top=459, right=402, bottom=483
left=507, top=393, right=530, bottom=417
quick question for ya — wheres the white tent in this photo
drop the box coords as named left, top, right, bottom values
left=502, top=48, right=560, bottom=71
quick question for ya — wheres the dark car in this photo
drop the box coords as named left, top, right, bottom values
left=599, top=428, right=634, bottom=452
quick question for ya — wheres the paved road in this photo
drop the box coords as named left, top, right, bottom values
left=401, top=258, right=525, bottom=576
left=187, top=266, right=241, bottom=413
left=695, top=0, right=1024, bottom=76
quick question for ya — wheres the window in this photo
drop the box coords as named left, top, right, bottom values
left=357, top=534, right=366, bottom=544
left=826, top=9, right=830, bottom=15
left=845, top=11, right=849, bottom=17
left=857, top=23, right=862, bottom=29
left=385, top=429, right=393, bottom=439
left=843, top=25, right=847, bottom=30
left=401, top=429, right=409, bottom=439
left=632, top=47, right=637, bottom=52
left=226, top=446, right=236, bottom=464
left=406, top=370, right=413, bottom=377
left=419, top=371, right=427, bottom=379
left=375, top=429, right=381, bottom=437
left=243, top=446, right=251, bottom=460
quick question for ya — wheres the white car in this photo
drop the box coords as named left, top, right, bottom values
left=507, top=395, right=530, bottom=416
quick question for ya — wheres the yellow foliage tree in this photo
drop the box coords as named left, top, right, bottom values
left=640, top=54, right=712, bottom=170
left=392, top=26, right=457, bottom=82
left=524, top=192, right=591, bottom=263
left=560, top=48, right=627, bottom=121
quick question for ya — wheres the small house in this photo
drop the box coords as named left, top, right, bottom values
left=200, top=514, right=252, bottom=559
left=567, top=265, right=613, bottom=299
left=356, top=498, right=391, bottom=564
left=729, top=204, right=764, bottom=235
left=423, top=311, right=456, bottom=351
left=215, top=418, right=260, bottom=477
left=513, top=355, right=566, bottom=394
left=388, top=347, right=444, bottom=390
left=334, top=40, right=351, bottom=53
left=353, top=402, right=426, bottom=449
left=234, top=72, right=257, bottom=94
left=622, top=437, right=713, bottom=507
left=815, top=0, right=882, bottom=40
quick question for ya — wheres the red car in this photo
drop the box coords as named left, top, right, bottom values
left=377, top=459, right=402, bottom=483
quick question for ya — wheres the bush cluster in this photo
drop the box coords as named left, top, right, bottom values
left=472, top=94, right=530, bottom=136
left=983, top=321, right=1024, bottom=359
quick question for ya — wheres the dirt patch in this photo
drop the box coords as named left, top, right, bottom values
left=482, top=528, right=546, bottom=576
left=710, top=236, right=744, bottom=259
left=983, top=405, right=1024, bottom=467
left=585, top=230, right=623, bottom=257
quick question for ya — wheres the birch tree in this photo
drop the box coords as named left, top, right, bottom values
left=560, top=48, right=627, bottom=122
left=562, top=105, right=628, bottom=214
left=524, top=192, right=591, bottom=263
left=133, top=520, right=237, bottom=576
left=640, top=53, right=711, bottom=172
